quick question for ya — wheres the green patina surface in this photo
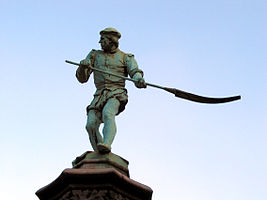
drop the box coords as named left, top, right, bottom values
left=76, top=28, right=146, bottom=154
left=72, top=151, right=129, bottom=176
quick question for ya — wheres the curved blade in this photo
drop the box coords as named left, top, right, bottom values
left=164, top=87, right=241, bottom=104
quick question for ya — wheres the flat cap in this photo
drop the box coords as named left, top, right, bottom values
left=100, top=27, right=121, bottom=39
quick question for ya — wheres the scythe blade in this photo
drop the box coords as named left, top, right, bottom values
left=163, top=87, right=241, bottom=104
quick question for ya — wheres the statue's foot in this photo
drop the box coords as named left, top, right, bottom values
left=97, top=143, right=111, bottom=154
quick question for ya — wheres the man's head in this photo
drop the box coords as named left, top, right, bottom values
left=99, top=27, right=121, bottom=52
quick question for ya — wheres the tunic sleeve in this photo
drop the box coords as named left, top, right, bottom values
left=76, top=50, right=95, bottom=83
left=124, top=53, right=144, bottom=78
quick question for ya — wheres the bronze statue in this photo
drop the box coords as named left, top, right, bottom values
left=66, top=27, right=240, bottom=154
left=75, top=28, right=146, bottom=153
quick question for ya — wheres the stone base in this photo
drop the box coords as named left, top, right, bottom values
left=36, top=152, right=152, bottom=200
left=72, top=151, right=129, bottom=177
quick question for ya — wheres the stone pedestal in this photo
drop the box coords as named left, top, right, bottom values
left=36, top=151, right=153, bottom=200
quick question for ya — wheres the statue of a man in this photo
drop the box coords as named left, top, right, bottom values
left=76, top=28, right=146, bottom=154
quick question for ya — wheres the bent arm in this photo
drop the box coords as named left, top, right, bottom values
left=124, top=54, right=144, bottom=79
left=76, top=65, right=91, bottom=83
left=76, top=50, right=96, bottom=83
left=124, top=53, right=146, bottom=88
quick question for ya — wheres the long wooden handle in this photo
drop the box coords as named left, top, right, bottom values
left=65, top=60, right=139, bottom=83
left=66, top=59, right=241, bottom=104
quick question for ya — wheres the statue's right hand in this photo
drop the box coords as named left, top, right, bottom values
left=80, top=59, right=91, bottom=68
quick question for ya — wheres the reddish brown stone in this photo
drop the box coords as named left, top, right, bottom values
left=36, top=152, right=152, bottom=200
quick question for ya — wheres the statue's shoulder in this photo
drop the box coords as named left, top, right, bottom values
left=87, top=49, right=101, bottom=59
left=125, top=53, right=134, bottom=58
left=89, top=49, right=101, bottom=56
left=119, top=50, right=135, bottom=63
left=86, top=49, right=102, bottom=65
left=119, top=50, right=134, bottom=57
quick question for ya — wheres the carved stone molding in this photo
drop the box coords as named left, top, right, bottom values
left=59, top=189, right=130, bottom=200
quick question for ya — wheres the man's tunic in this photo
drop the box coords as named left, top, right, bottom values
left=76, top=49, right=143, bottom=116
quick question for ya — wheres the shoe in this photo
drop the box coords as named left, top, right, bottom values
left=97, top=143, right=111, bottom=154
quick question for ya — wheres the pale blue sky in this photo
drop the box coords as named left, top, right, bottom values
left=0, top=0, right=266, bottom=200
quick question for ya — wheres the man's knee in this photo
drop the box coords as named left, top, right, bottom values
left=102, top=110, right=115, bottom=122
left=85, top=121, right=94, bottom=132
left=102, top=98, right=120, bottom=121
left=86, top=111, right=100, bottom=131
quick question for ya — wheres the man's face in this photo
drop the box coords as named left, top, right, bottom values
left=99, top=35, right=112, bottom=52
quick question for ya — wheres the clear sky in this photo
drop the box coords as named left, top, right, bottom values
left=0, top=0, right=266, bottom=199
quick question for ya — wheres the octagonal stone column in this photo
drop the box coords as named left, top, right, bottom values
left=36, top=151, right=153, bottom=200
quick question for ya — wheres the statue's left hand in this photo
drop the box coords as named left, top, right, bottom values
left=134, top=77, right=147, bottom=88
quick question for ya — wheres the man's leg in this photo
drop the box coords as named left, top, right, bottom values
left=97, top=98, right=120, bottom=153
left=86, top=110, right=103, bottom=152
